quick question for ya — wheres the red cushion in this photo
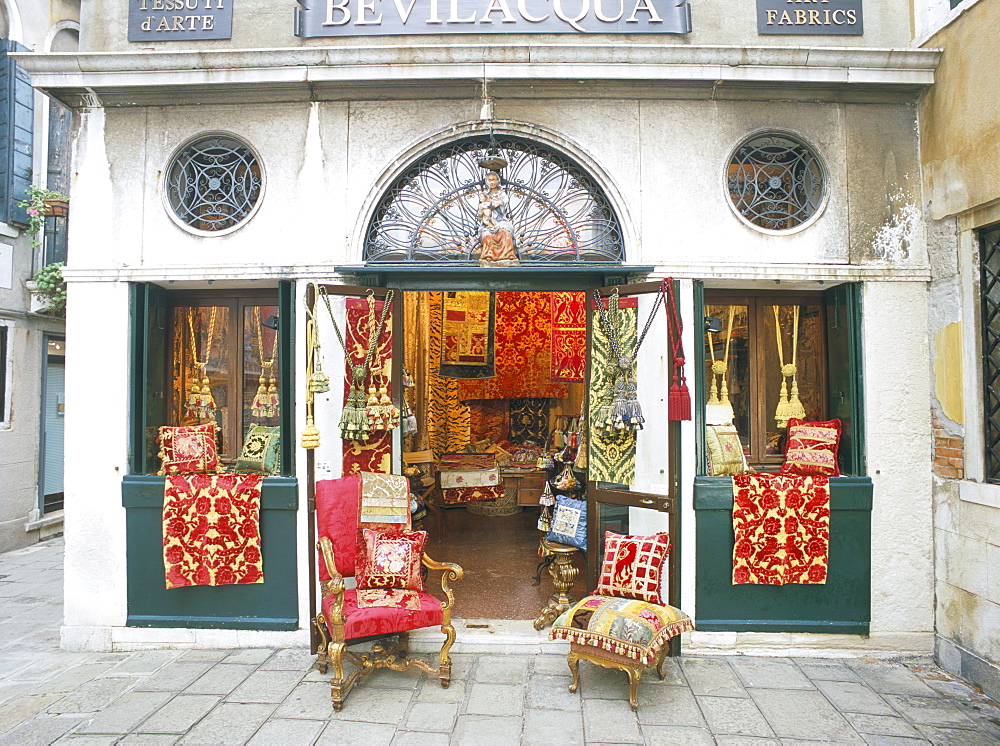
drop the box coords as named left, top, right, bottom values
left=322, top=589, right=443, bottom=639
left=357, top=529, right=427, bottom=591
left=157, top=423, right=219, bottom=475
left=780, top=418, right=842, bottom=477
left=595, top=532, right=671, bottom=604
left=316, top=475, right=361, bottom=580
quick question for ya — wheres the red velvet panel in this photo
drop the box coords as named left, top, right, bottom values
left=323, top=589, right=444, bottom=639
left=316, top=475, right=361, bottom=580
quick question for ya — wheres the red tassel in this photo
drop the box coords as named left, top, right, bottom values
left=662, top=278, right=692, bottom=421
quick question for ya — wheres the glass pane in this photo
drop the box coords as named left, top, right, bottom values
left=170, top=305, right=231, bottom=453
left=704, top=304, right=751, bottom=454
left=243, top=305, right=281, bottom=440
left=761, top=303, right=824, bottom=455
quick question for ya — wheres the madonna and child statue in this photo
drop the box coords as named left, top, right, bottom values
left=475, top=166, right=519, bottom=267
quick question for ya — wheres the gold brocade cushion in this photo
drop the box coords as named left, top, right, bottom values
left=357, top=528, right=427, bottom=591
left=234, top=424, right=281, bottom=475
left=780, top=418, right=842, bottom=477
left=705, top=424, right=749, bottom=476
left=156, top=423, right=219, bottom=476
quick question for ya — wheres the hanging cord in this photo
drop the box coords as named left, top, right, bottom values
left=705, top=306, right=736, bottom=424
left=300, top=286, right=322, bottom=449
left=251, top=311, right=280, bottom=419
left=185, top=306, right=218, bottom=420
left=773, top=305, right=806, bottom=429
left=661, top=278, right=691, bottom=421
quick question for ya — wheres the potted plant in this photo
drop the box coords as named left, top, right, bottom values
left=26, top=262, right=67, bottom=314
left=17, top=184, right=70, bottom=250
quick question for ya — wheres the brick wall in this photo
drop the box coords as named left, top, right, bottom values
left=933, top=418, right=964, bottom=479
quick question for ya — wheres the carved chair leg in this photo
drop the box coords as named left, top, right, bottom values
left=567, top=650, right=581, bottom=694
left=313, top=614, right=330, bottom=675
left=655, top=647, right=668, bottom=680
left=439, top=623, right=457, bottom=688
left=626, top=665, right=643, bottom=711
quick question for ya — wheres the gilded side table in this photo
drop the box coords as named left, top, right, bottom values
left=533, top=538, right=580, bottom=630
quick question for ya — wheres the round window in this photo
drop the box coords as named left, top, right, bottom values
left=164, top=134, right=264, bottom=235
left=726, top=132, right=825, bottom=233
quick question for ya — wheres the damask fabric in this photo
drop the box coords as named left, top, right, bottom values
left=322, top=588, right=443, bottom=639
left=438, top=468, right=500, bottom=490
left=705, top=424, right=749, bottom=476
left=588, top=299, right=638, bottom=485
left=234, top=424, right=281, bottom=475
left=441, top=485, right=505, bottom=504
left=157, top=423, right=219, bottom=476
left=438, top=291, right=495, bottom=379
left=456, top=292, right=570, bottom=401
left=162, top=473, right=264, bottom=589
left=342, top=298, right=393, bottom=475
left=359, top=472, right=410, bottom=525
left=595, top=532, right=671, bottom=604
left=732, top=473, right=831, bottom=585
left=355, top=588, right=424, bottom=610
left=509, top=397, right=550, bottom=444
left=469, top=400, right=510, bottom=443
left=550, top=595, right=694, bottom=666
left=358, top=528, right=427, bottom=590
left=550, top=291, right=587, bottom=382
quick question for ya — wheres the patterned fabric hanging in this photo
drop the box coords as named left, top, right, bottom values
left=509, top=398, right=550, bottom=444
left=550, top=291, right=587, bottom=382
left=438, top=291, right=496, bottom=380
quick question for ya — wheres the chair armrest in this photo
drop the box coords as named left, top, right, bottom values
left=317, top=537, right=347, bottom=628
left=423, top=554, right=463, bottom=611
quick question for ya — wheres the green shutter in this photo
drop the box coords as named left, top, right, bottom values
left=693, top=280, right=707, bottom=475
left=278, top=280, right=295, bottom=475
left=0, top=40, right=33, bottom=226
left=129, top=283, right=168, bottom=475
left=825, top=282, right=865, bottom=476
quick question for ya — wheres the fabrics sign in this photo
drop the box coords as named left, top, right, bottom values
left=128, top=0, right=233, bottom=41
left=756, top=0, right=862, bottom=35
left=294, top=0, right=691, bottom=36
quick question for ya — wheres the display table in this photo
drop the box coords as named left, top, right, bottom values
left=533, top=538, right=581, bottom=630
left=501, top=468, right=549, bottom=507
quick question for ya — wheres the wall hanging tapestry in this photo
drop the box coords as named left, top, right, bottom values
left=469, top=399, right=510, bottom=444
left=550, top=291, right=587, bottom=382
left=731, top=472, right=830, bottom=585
left=456, top=292, right=570, bottom=401
left=337, top=295, right=396, bottom=473
left=438, top=291, right=495, bottom=379
left=162, top=473, right=264, bottom=589
left=588, top=295, right=638, bottom=485
left=509, top=397, right=550, bottom=444
left=773, top=305, right=807, bottom=430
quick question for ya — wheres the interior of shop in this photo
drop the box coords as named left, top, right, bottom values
left=399, top=289, right=589, bottom=620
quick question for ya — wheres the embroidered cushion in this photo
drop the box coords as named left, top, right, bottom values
left=357, top=528, right=427, bottom=591
left=550, top=595, right=695, bottom=666
left=705, top=424, right=749, bottom=476
left=323, top=589, right=443, bottom=639
left=156, top=423, right=219, bottom=476
left=546, top=495, right=587, bottom=550
left=234, top=424, right=281, bottom=475
left=595, top=531, right=671, bottom=604
left=780, top=418, right=842, bottom=477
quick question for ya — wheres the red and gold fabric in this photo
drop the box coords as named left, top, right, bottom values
left=322, top=588, right=443, bottom=638
left=357, top=528, right=428, bottom=590
left=441, top=484, right=504, bottom=504
left=550, top=595, right=694, bottom=666
left=156, top=423, right=219, bottom=476
left=550, top=291, right=587, bottom=382
left=456, top=292, right=569, bottom=401
left=780, top=418, right=842, bottom=477
left=342, top=298, right=393, bottom=475
left=732, top=472, right=831, bottom=585
left=469, top=399, right=510, bottom=443
left=595, top=532, right=671, bottom=604
left=162, top=473, right=264, bottom=589
left=355, top=588, right=424, bottom=610
left=439, top=291, right=495, bottom=379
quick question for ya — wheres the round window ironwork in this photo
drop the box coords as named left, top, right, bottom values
left=164, top=134, right=263, bottom=234
left=364, top=135, right=623, bottom=263
left=726, top=132, right=825, bottom=232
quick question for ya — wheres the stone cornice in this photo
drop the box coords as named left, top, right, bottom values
left=15, top=44, right=942, bottom=107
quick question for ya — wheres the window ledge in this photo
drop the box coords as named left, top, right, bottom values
left=25, top=510, right=63, bottom=533
left=0, top=222, right=19, bottom=239
left=958, top=481, right=1000, bottom=510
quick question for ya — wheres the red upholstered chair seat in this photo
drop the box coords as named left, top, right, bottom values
left=322, top=590, right=444, bottom=640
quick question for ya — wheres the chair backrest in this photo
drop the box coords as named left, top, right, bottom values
left=316, top=472, right=413, bottom=582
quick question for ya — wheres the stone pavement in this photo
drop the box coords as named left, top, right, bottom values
left=2, top=539, right=999, bottom=745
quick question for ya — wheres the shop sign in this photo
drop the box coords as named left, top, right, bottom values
left=128, top=0, right=233, bottom=41
left=294, top=0, right=691, bottom=36
left=756, top=0, right=862, bottom=34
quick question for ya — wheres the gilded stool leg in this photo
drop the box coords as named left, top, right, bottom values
left=439, top=622, right=457, bottom=688
left=655, top=648, right=667, bottom=680
left=626, top=665, right=643, bottom=711
left=567, top=650, right=581, bottom=694
left=313, top=614, right=330, bottom=675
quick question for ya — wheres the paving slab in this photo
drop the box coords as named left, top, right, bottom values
left=178, top=702, right=275, bottom=745
left=521, top=707, right=584, bottom=745
left=842, top=712, right=924, bottom=738
left=46, top=677, right=137, bottom=714
left=224, top=669, right=304, bottom=704
left=74, top=691, right=173, bottom=735
left=913, top=724, right=1000, bottom=744
left=416, top=678, right=466, bottom=703
left=221, top=649, right=275, bottom=666
left=315, top=719, right=397, bottom=745
left=109, top=651, right=182, bottom=676
left=136, top=694, right=219, bottom=734
left=185, top=663, right=256, bottom=696
left=451, top=714, right=522, bottom=746
left=525, top=673, right=581, bottom=711
left=582, top=697, right=642, bottom=743
left=0, top=713, right=87, bottom=745
left=134, top=663, right=213, bottom=693
left=749, top=687, right=861, bottom=742
left=118, top=735, right=178, bottom=745
left=331, top=685, right=411, bottom=723
left=730, top=656, right=815, bottom=690
left=696, top=695, right=774, bottom=738
left=815, top=679, right=898, bottom=716
left=883, top=693, right=978, bottom=727
left=713, top=737, right=781, bottom=745
left=403, top=701, right=459, bottom=732
left=637, top=683, right=707, bottom=727
left=532, top=654, right=571, bottom=676
left=271, top=681, right=334, bottom=720
left=30, top=662, right=122, bottom=696
left=847, top=663, right=938, bottom=697
left=390, top=731, right=450, bottom=746
left=246, top=717, right=325, bottom=745
left=641, top=724, right=716, bottom=745
left=682, top=657, right=750, bottom=697
left=52, top=734, right=120, bottom=745
left=258, top=648, right=316, bottom=671
left=474, top=655, right=529, bottom=684
left=465, top=682, right=523, bottom=717
left=0, top=694, right=64, bottom=735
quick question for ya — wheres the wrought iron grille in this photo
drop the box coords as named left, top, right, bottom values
left=364, top=136, right=624, bottom=263
left=980, top=224, right=1000, bottom=482
left=727, top=133, right=824, bottom=231
left=165, top=135, right=263, bottom=233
